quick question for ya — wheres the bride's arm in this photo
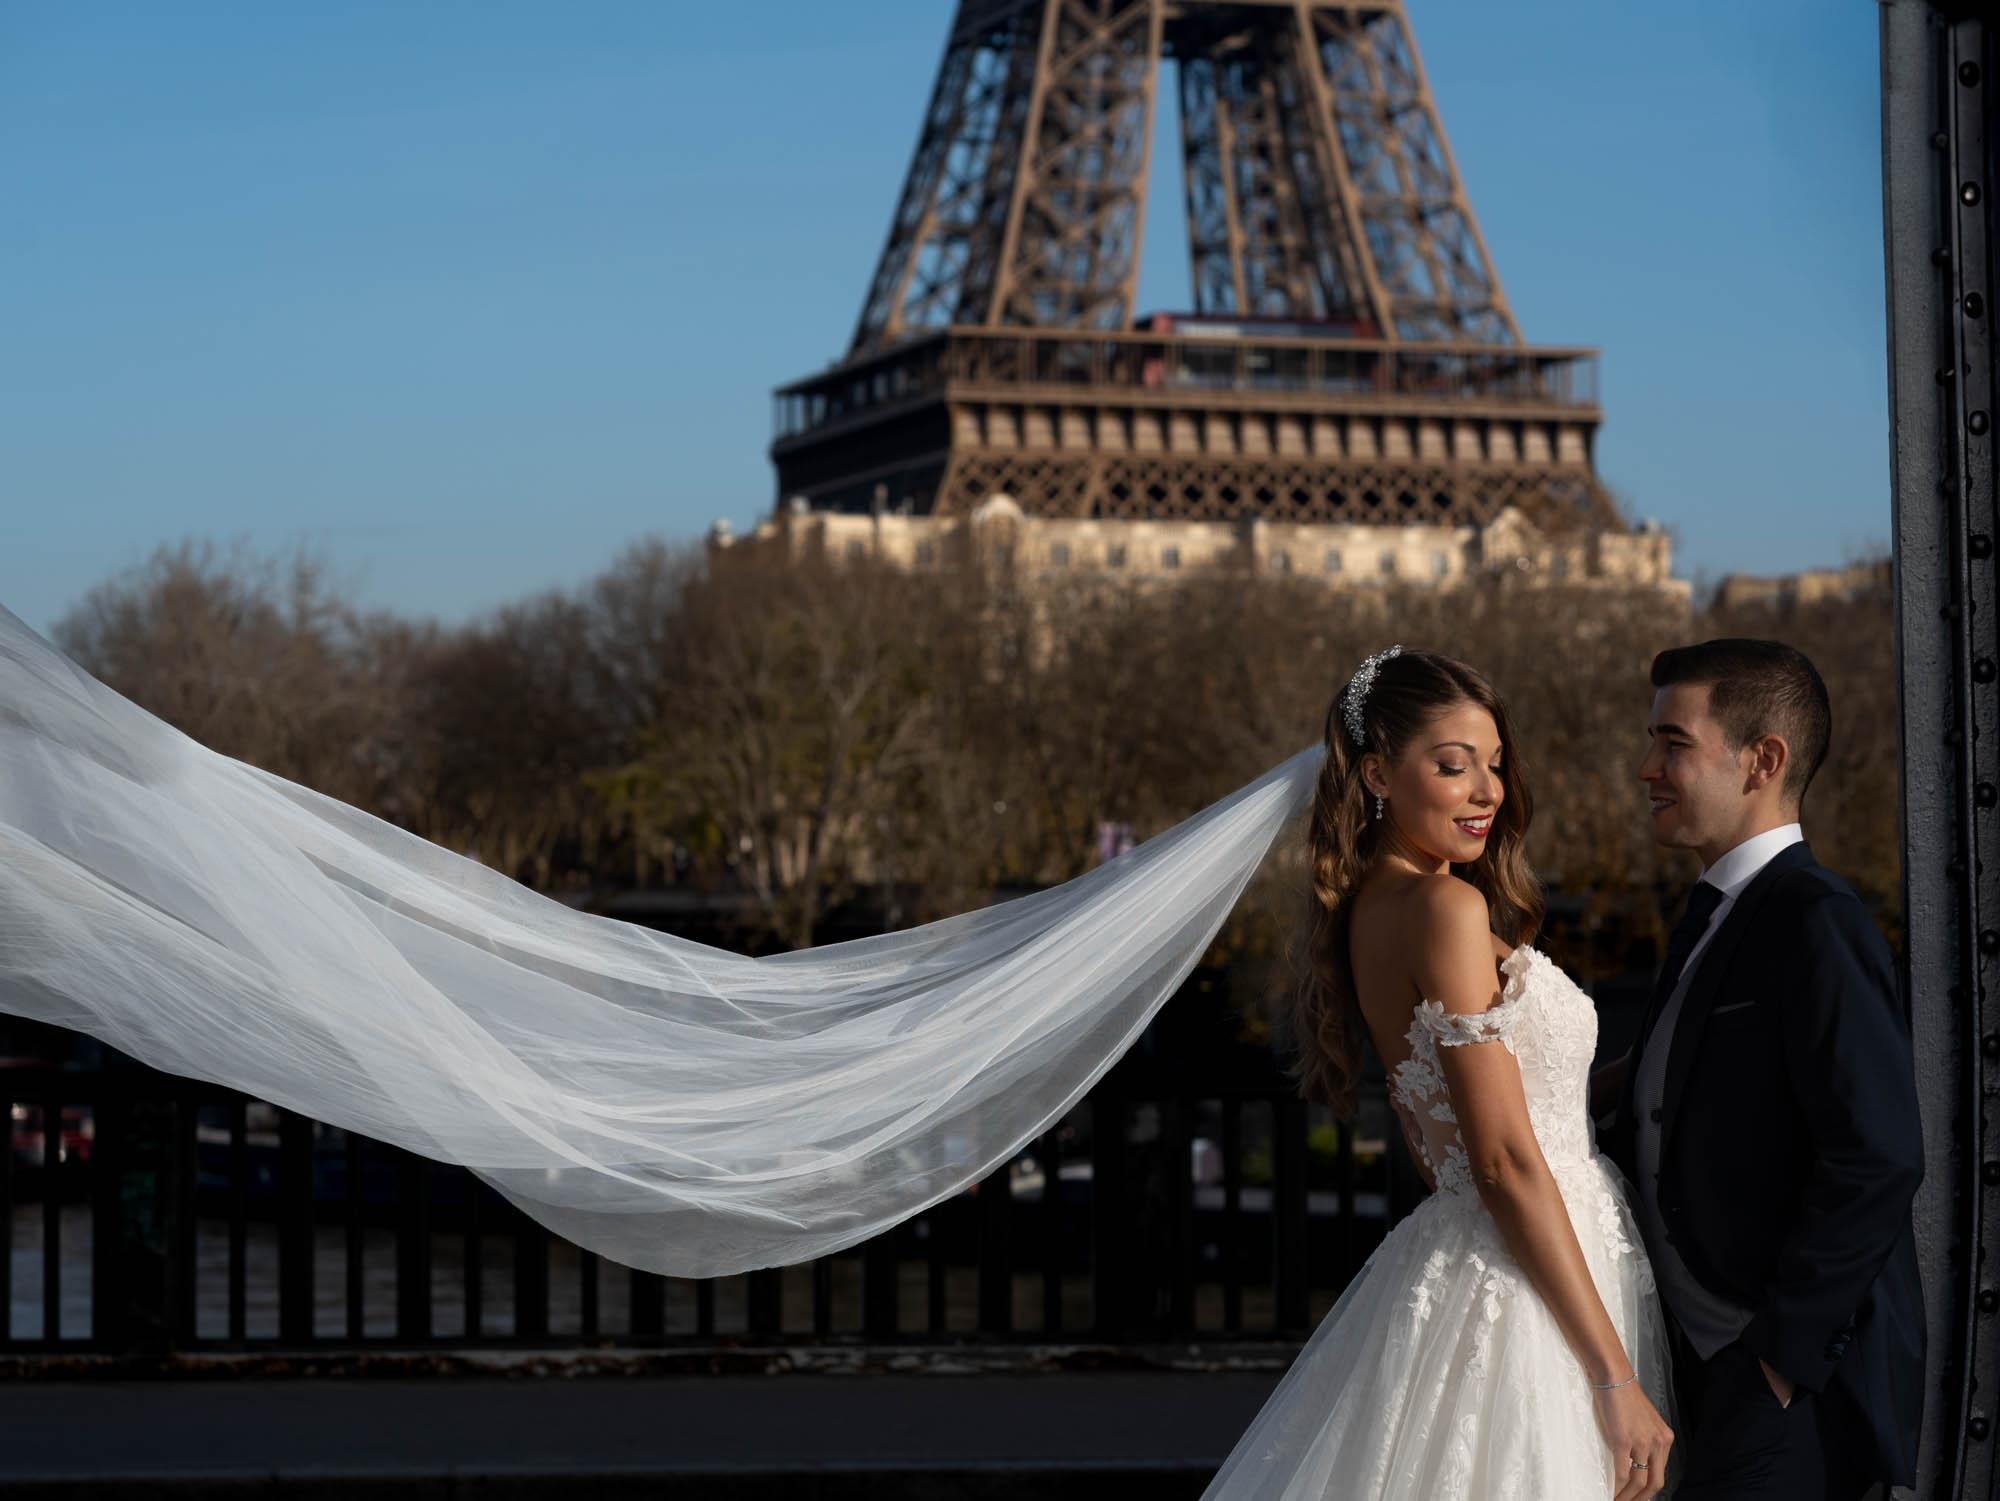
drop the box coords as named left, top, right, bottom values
left=1415, top=880, right=1629, bottom=1378
left=1414, top=878, right=1670, bottom=1494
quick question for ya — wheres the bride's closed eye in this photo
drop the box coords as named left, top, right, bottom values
left=1437, top=762, right=1503, bottom=777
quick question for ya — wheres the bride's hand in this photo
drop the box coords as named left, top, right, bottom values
left=1595, top=1379, right=1671, bottom=1500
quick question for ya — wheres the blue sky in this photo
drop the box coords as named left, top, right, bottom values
left=2, top=0, right=1886, bottom=634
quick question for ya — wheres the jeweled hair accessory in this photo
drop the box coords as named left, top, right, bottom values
left=1340, top=644, right=1403, bottom=746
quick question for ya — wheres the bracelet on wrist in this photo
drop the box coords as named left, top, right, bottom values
left=1589, top=1371, right=1638, bottom=1391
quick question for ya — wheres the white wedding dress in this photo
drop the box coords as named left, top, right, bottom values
left=1204, top=944, right=1677, bottom=1500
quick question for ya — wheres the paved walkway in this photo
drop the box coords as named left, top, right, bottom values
left=0, top=1368, right=1284, bottom=1499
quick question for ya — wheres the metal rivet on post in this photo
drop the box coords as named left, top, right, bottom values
left=1972, top=412, right=1992, bottom=437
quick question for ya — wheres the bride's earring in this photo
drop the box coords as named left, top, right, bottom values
left=1373, top=793, right=1385, bottom=821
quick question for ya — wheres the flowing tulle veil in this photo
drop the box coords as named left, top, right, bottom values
left=0, top=603, right=1319, bottom=1276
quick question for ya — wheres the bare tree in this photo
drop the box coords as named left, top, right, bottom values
left=389, top=592, right=622, bottom=888
left=599, top=551, right=948, bottom=949
left=52, top=540, right=403, bottom=810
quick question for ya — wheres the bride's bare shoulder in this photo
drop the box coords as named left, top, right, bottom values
left=1351, top=873, right=1505, bottom=1038
left=1359, top=873, right=1511, bottom=965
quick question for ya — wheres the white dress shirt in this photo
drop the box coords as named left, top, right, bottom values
left=1631, top=822, right=1804, bottom=1357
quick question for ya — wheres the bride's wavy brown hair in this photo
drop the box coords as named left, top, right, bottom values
left=1293, top=649, right=1544, bottom=1117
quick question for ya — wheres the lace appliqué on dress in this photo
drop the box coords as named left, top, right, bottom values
left=1411, top=986, right=1526, bottom=1053
left=1390, top=947, right=1537, bottom=1194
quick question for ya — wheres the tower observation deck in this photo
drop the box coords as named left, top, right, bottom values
left=771, top=0, right=1617, bottom=535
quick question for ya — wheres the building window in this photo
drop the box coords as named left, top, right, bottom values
left=1324, top=549, right=1343, bottom=573
left=846, top=539, right=867, bottom=561
left=1050, top=542, right=1071, bottom=567
left=994, top=543, right=1015, bottom=569
left=1431, top=552, right=1450, bottom=578
left=1161, top=546, right=1181, bottom=569
left=1269, top=549, right=1291, bottom=573
left=1379, top=551, right=1399, bottom=576
left=1552, top=552, right=1571, bottom=579
left=915, top=541, right=935, bottom=566
left=1107, top=544, right=1127, bottom=568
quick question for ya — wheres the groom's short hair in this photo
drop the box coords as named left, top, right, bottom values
left=1650, top=638, right=1831, bottom=808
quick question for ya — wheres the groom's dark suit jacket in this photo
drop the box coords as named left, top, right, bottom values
left=1604, top=841, right=1925, bottom=1487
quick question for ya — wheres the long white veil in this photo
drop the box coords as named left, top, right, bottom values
left=0, top=603, right=1319, bottom=1276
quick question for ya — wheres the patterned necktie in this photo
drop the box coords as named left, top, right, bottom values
left=1644, top=880, right=1727, bottom=1031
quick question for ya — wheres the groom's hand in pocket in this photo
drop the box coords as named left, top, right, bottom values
left=1757, top=1356, right=1795, bottom=1409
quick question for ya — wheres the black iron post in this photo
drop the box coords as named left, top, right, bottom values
left=89, top=1086, right=190, bottom=1351
left=1882, top=4, right=1996, bottom=1495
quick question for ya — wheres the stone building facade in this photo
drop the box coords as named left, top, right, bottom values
left=1712, top=558, right=1890, bottom=612
left=712, top=496, right=1689, bottom=605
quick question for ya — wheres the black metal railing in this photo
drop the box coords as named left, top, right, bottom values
left=0, top=1055, right=1425, bottom=1354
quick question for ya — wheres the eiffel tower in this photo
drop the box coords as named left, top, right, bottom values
left=769, top=0, right=1620, bottom=541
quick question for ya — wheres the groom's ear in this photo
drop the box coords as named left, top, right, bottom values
left=1741, top=731, right=1791, bottom=796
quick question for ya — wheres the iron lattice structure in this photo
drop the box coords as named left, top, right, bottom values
left=773, top=0, right=1619, bottom=533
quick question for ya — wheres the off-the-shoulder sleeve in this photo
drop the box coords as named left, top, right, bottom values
left=1411, top=994, right=1523, bottom=1050
left=1410, top=945, right=1534, bottom=1052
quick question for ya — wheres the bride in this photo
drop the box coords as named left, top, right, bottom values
left=0, top=608, right=1672, bottom=1495
left=1202, top=645, right=1676, bottom=1499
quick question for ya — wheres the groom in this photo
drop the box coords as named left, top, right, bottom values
left=1597, top=639, right=1924, bottom=1499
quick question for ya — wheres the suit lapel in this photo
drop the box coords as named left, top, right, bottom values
left=1659, top=840, right=1817, bottom=1143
